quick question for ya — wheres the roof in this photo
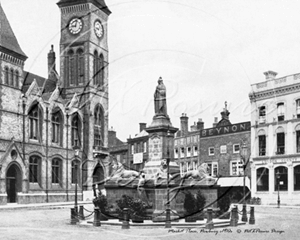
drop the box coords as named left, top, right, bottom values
left=0, top=3, right=27, bottom=59
left=22, top=71, right=57, bottom=94
left=57, top=0, right=111, bottom=15
left=217, top=176, right=250, bottom=189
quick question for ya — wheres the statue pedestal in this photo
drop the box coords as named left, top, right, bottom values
left=150, top=183, right=180, bottom=222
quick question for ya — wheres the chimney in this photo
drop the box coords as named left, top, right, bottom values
left=196, top=118, right=204, bottom=130
left=48, top=45, right=56, bottom=79
left=180, top=113, right=189, bottom=136
left=190, top=122, right=197, bottom=132
left=108, top=127, right=116, bottom=147
left=263, top=70, right=277, bottom=81
left=213, top=117, right=218, bottom=127
left=139, top=123, right=147, bottom=132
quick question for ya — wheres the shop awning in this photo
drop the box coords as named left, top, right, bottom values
left=217, top=176, right=250, bottom=189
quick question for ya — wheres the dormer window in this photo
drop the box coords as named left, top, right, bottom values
left=277, top=103, right=285, bottom=121
left=259, top=106, right=266, bottom=123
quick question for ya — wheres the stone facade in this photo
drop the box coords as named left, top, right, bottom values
left=249, top=71, right=300, bottom=205
left=0, top=0, right=111, bottom=204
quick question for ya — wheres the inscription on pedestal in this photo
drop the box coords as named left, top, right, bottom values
left=149, top=136, right=162, bottom=161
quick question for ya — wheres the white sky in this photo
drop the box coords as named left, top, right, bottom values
left=2, top=0, right=300, bottom=141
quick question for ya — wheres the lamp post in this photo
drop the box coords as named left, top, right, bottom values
left=276, top=170, right=280, bottom=208
left=165, top=129, right=171, bottom=228
left=240, top=142, right=249, bottom=222
left=73, top=146, right=80, bottom=213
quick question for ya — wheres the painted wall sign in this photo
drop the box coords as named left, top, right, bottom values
left=200, top=122, right=250, bottom=138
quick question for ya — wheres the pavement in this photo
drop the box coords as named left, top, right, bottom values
left=0, top=201, right=93, bottom=211
left=2, top=201, right=300, bottom=211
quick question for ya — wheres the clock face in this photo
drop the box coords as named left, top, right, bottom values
left=94, top=20, right=103, bottom=38
left=69, top=18, right=83, bottom=34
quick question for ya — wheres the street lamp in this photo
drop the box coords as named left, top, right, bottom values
left=73, top=146, right=80, bottom=214
left=165, top=129, right=171, bottom=228
left=240, top=142, right=249, bottom=222
left=276, top=170, right=280, bottom=208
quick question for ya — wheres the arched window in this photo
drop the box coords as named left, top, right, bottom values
left=15, top=70, right=19, bottom=88
left=71, top=160, right=81, bottom=184
left=275, top=166, right=288, bottom=191
left=93, top=50, right=99, bottom=85
left=28, top=104, right=43, bottom=141
left=258, top=129, right=266, bottom=156
left=276, top=127, right=285, bottom=155
left=10, top=68, right=14, bottom=86
left=52, top=109, right=63, bottom=145
left=77, top=49, right=84, bottom=84
left=296, top=99, right=300, bottom=118
left=294, top=165, right=300, bottom=191
left=71, top=113, right=81, bottom=147
left=69, top=50, right=75, bottom=85
left=52, top=158, right=62, bottom=185
left=257, top=167, right=269, bottom=191
left=277, top=103, right=285, bottom=121
left=4, top=67, right=9, bottom=85
left=94, top=105, right=104, bottom=147
left=29, top=155, right=41, bottom=184
left=99, top=54, right=104, bottom=88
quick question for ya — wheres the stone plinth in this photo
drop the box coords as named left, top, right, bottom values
left=105, top=178, right=219, bottom=221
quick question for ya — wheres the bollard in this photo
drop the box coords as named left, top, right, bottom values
left=241, top=204, right=248, bottom=222
left=249, top=206, right=255, bottom=225
left=93, top=207, right=101, bottom=227
left=70, top=208, right=77, bottom=225
left=230, top=206, right=238, bottom=227
left=122, top=208, right=130, bottom=229
left=206, top=208, right=214, bottom=229
left=79, top=205, right=85, bottom=220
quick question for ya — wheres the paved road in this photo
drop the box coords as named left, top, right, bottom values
left=0, top=205, right=299, bottom=240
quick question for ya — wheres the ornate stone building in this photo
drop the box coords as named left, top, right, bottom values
left=0, top=0, right=111, bottom=204
left=249, top=71, right=300, bottom=205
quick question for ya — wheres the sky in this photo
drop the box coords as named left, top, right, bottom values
left=2, top=0, right=300, bottom=141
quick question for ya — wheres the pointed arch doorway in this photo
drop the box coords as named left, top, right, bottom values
left=92, top=164, right=105, bottom=194
left=6, top=164, right=22, bottom=203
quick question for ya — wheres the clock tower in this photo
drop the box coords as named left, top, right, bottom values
left=57, top=0, right=111, bottom=193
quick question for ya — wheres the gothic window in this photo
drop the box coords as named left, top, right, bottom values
left=28, top=104, right=43, bottom=141
left=51, top=109, right=63, bottom=145
left=276, top=127, right=285, bottom=155
left=94, top=105, right=104, bottom=147
left=294, top=165, right=300, bottom=191
left=70, top=51, right=75, bottom=85
left=4, top=67, right=9, bottom=85
left=29, top=156, right=41, bottom=183
left=77, top=49, right=84, bottom=84
left=10, top=68, right=14, bottom=86
left=93, top=51, right=105, bottom=88
left=277, top=103, right=285, bottom=121
left=15, top=70, right=19, bottom=88
left=71, top=113, right=81, bottom=147
left=193, top=146, right=198, bottom=156
left=257, top=167, right=269, bottom=191
left=99, top=54, right=104, bottom=88
left=275, top=166, right=288, bottom=191
left=52, top=158, right=62, bottom=184
left=93, top=50, right=99, bottom=85
left=71, top=160, right=81, bottom=184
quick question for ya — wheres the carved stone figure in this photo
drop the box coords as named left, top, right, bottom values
left=110, top=161, right=141, bottom=184
left=154, top=77, right=167, bottom=116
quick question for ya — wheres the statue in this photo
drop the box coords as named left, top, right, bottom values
left=154, top=77, right=167, bottom=116
left=110, top=160, right=141, bottom=185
